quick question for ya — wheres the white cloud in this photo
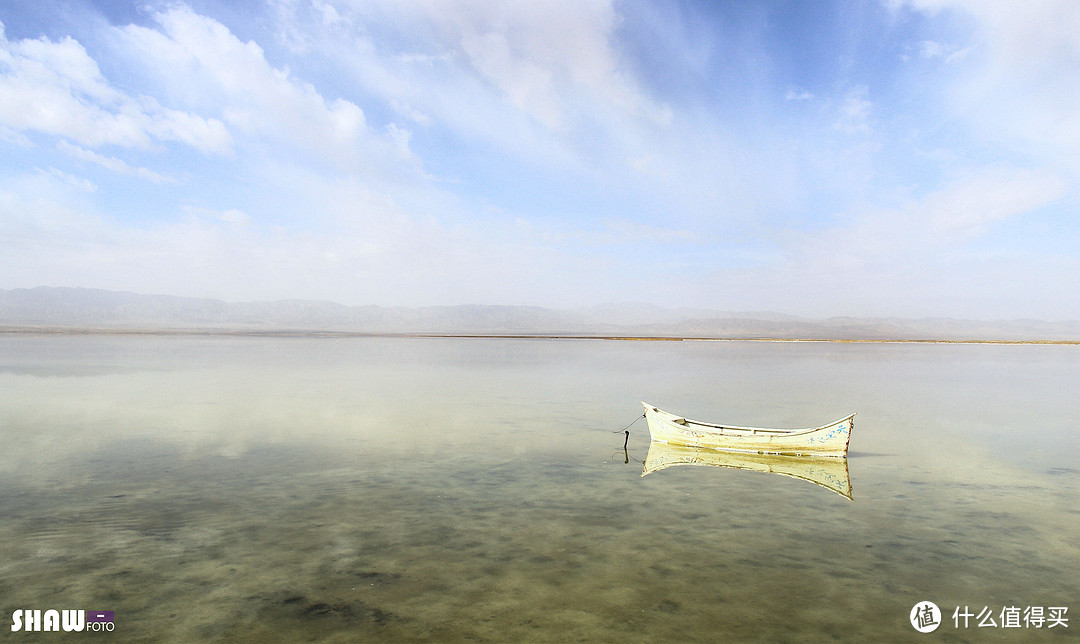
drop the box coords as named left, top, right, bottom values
left=270, top=0, right=353, bottom=54
left=390, top=99, right=434, bottom=127
left=269, top=0, right=673, bottom=178
left=0, top=22, right=230, bottom=152
left=0, top=170, right=104, bottom=254
left=2, top=207, right=541, bottom=307
left=57, top=141, right=176, bottom=184
left=918, top=39, right=946, bottom=59
left=461, top=30, right=561, bottom=129
left=832, top=85, right=873, bottom=135
left=899, top=0, right=1080, bottom=170
left=407, top=0, right=669, bottom=129
left=912, top=39, right=972, bottom=64
left=905, top=0, right=1080, bottom=65
left=1, top=153, right=700, bottom=309
left=114, top=5, right=425, bottom=180
left=813, top=167, right=1064, bottom=266
left=709, top=166, right=1071, bottom=317
left=921, top=168, right=1067, bottom=237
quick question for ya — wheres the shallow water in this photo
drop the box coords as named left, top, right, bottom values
left=1, top=336, right=1077, bottom=642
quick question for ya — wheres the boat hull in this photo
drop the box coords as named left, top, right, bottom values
left=642, top=402, right=853, bottom=457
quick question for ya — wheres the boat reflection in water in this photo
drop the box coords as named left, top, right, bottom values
left=641, top=441, right=853, bottom=501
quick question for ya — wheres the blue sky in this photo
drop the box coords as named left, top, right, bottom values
left=1, top=0, right=1078, bottom=318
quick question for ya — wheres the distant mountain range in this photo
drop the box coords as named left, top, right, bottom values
left=2, top=286, right=1079, bottom=341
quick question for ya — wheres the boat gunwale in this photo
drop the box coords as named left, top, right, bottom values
left=642, top=403, right=855, bottom=438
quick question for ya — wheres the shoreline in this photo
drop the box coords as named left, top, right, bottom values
left=2, top=326, right=1078, bottom=345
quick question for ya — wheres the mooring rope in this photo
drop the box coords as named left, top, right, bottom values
left=610, top=412, right=645, bottom=455
left=611, top=412, right=645, bottom=434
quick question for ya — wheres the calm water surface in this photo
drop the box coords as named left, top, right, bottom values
left=1, top=336, right=1077, bottom=642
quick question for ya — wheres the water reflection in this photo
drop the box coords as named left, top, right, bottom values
left=640, top=441, right=853, bottom=500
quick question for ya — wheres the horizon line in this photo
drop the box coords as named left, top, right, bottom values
left=2, top=326, right=1078, bottom=345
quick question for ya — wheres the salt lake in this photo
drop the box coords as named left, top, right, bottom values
left=1, top=335, right=1077, bottom=642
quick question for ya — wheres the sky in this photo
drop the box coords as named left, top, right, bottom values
left=1, top=0, right=1078, bottom=319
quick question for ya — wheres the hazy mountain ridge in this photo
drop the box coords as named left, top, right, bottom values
left=2, top=287, right=1079, bottom=341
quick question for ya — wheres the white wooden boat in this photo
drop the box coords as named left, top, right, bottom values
left=642, top=402, right=854, bottom=457
left=641, top=441, right=852, bottom=500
